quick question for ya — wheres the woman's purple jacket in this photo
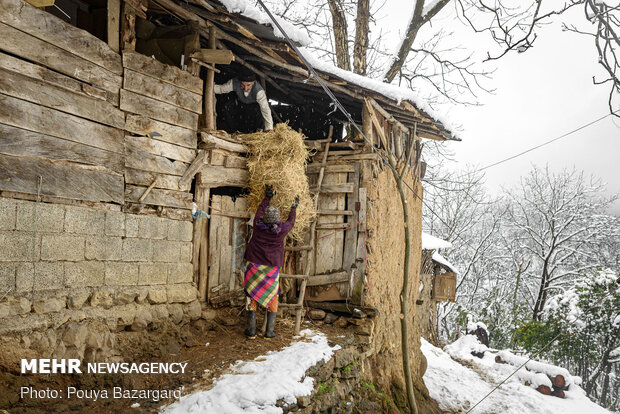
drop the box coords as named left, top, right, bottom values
left=244, top=197, right=296, bottom=268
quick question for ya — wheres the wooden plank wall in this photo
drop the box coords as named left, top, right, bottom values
left=207, top=195, right=249, bottom=302
left=305, top=160, right=363, bottom=301
left=0, top=0, right=124, bottom=204
left=121, top=51, right=203, bottom=215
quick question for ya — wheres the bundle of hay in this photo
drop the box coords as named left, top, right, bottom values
left=239, top=123, right=315, bottom=242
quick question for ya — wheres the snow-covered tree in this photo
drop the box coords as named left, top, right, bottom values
left=502, top=165, right=616, bottom=320
left=517, top=268, right=620, bottom=409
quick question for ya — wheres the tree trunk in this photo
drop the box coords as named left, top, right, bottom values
left=353, top=0, right=369, bottom=75
left=328, top=0, right=351, bottom=71
left=533, top=260, right=550, bottom=320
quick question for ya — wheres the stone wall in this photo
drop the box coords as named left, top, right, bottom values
left=0, top=196, right=201, bottom=365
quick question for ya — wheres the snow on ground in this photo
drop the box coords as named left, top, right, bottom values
left=161, top=330, right=338, bottom=414
left=422, top=337, right=610, bottom=414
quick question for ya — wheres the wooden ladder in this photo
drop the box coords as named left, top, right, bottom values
left=279, top=140, right=331, bottom=335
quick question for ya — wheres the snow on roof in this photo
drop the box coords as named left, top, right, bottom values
left=432, top=252, right=458, bottom=274
left=422, top=232, right=452, bottom=250
left=423, top=338, right=608, bottom=414
left=301, top=49, right=456, bottom=135
left=161, top=330, right=338, bottom=413
left=217, top=0, right=456, bottom=136
left=218, top=0, right=310, bottom=46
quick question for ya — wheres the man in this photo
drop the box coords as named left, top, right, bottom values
left=214, top=68, right=273, bottom=132
left=243, top=185, right=298, bottom=339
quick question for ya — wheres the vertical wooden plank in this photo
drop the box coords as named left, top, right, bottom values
left=197, top=185, right=210, bottom=301
left=315, top=172, right=346, bottom=274
left=219, top=197, right=232, bottom=289
left=207, top=195, right=221, bottom=299
left=107, top=0, right=121, bottom=53
left=352, top=186, right=368, bottom=305
left=362, top=102, right=373, bottom=146
left=342, top=162, right=359, bottom=270
left=356, top=187, right=368, bottom=261
left=204, top=26, right=216, bottom=129
left=121, top=2, right=136, bottom=51
left=184, top=20, right=201, bottom=76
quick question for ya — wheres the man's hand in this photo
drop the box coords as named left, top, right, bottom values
left=265, top=184, right=275, bottom=199
left=291, top=195, right=299, bottom=209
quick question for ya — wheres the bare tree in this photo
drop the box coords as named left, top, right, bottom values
left=456, top=0, right=620, bottom=115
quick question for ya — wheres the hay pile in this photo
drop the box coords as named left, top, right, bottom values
left=240, top=123, right=315, bottom=242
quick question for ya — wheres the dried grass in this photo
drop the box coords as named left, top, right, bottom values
left=239, top=123, right=315, bottom=242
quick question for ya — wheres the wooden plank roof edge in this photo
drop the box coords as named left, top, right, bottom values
left=153, top=0, right=454, bottom=140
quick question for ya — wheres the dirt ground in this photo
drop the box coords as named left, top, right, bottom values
left=1, top=308, right=340, bottom=414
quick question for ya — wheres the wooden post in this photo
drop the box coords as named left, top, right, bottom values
left=184, top=20, right=201, bottom=76
left=121, top=2, right=136, bottom=51
left=204, top=26, right=216, bottom=130
left=196, top=184, right=210, bottom=301
left=107, top=0, right=121, bottom=53
left=362, top=102, right=373, bottom=146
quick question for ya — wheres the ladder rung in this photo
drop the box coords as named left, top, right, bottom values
left=279, top=303, right=303, bottom=309
left=280, top=273, right=309, bottom=280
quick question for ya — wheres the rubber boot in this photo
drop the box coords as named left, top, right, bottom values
left=265, top=311, right=276, bottom=339
left=244, top=310, right=256, bottom=339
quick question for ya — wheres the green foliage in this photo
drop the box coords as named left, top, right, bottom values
left=513, top=319, right=562, bottom=355
left=316, top=381, right=334, bottom=396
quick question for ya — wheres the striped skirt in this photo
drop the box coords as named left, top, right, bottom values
left=243, top=261, right=280, bottom=309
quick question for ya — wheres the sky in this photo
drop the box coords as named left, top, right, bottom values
left=378, top=1, right=620, bottom=214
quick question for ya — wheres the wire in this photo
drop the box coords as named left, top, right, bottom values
left=254, top=0, right=456, bottom=242
left=476, top=110, right=619, bottom=172
left=249, top=3, right=620, bottom=413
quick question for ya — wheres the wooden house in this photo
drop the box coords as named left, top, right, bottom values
left=0, top=0, right=456, bottom=396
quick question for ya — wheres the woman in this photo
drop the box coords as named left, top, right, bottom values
left=243, top=184, right=298, bottom=339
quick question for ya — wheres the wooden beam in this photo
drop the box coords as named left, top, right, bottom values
left=184, top=20, right=201, bottom=77
left=0, top=23, right=121, bottom=96
left=107, top=0, right=121, bottom=53
left=178, top=150, right=209, bottom=190
left=125, top=115, right=196, bottom=149
left=120, top=89, right=199, bottom=130
left=204, top=26, right=216, bottom=129
left=306, top=271, right=349, bottom=287
left=198, top=165, right=248, bottom=187
left=0, top=94, right=124, bottom=154
left=364, top=97, right=388, bottom=149
left=0, top=0, right=122, bottom=75
left=0, top=67, right=125, bottom=129
left=0, top=153, right=124, bottom=204
left=122, top=51, right=203, bottom=94
left=123, top=69, right=202, bottom=113
left=200, top=132, right=246, bottom=153
left=25, top=0, right=54, bottom=6
left=190, top=49, right=234, bottom=64
left=367, top=97, right=408, bottom=133
left=310, top=183, right=354, bottom=193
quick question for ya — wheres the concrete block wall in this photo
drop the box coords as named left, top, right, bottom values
left=0, top=197, right=194, bottom=295
left=0, top=197, right=201, bottom=360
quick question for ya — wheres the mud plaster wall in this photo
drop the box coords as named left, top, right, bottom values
left=0, top=197, right=202, bottom=367
left=363, top=167, right=426, bottom=392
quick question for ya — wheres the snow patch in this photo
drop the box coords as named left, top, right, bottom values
left=422, top=339, right=610, bottom=414
left=218, top=0, right=311, bottom=46
left=422, top=232, right=452, bottom=250
left=161, top=330, right=337, bottom=413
